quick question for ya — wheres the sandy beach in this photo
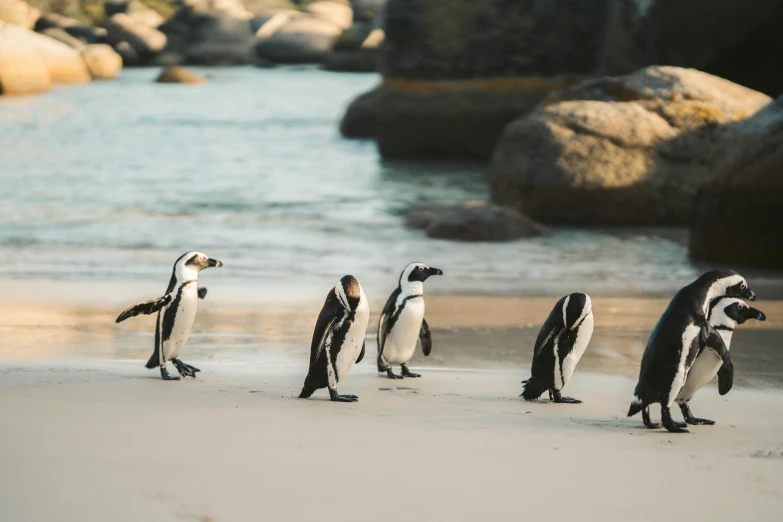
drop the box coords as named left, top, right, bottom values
left=1, top=281, right=782, bottom=522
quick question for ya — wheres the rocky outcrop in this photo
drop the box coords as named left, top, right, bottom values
left=155, top=65, right=208, bottom=83
left=488, top=66, right=772, bottom=226
left=690, top=95, right=783, bottom=268
left=406, top=201, right=549, bottom=242
left=339, top=85, right=379, bottom=138
left=82, top=43, right=123, bottom=79
left=0, top=0, right=39, bottom=30
left=0, top=21, right=50, bottom=95
left=104, top=13, right=167, bottom=61
left=306, top=1, right=352, bottom=30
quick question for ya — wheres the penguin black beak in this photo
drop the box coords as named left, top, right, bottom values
left=747, top=290, right=756, bottom=301
left=428, top=267, right=443, bottom=277
left=755, top=310, right=766, bottom=321
left=207, top=258, right=223, bottom=268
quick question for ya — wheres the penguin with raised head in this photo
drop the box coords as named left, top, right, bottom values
left=627, top=270, right=756, bottom=433
left=116, top=252, right=223, bottom=380
left=675, top=297, right=766, bottom=425
left=299, top=275, right=370, bottom=402
left=521, top=293, right=594, bottom=403
left=377, top=262, right=443, bottom=379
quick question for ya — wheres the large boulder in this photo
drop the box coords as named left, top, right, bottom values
left=406, top=201, right=549, bottom=242
left=488, top=66, right=771, bottom=226
left=0, top=0, right=39, bottom=30
left=104, top=13, right=167, bottom=61
left=104, top=0, right=165, bottom=28
left=374, top=76, right=576, bottom=160
left=0, top=21, right=50, bottom=95
left=601, top=0, right=783, bottom=97
left=82, top=44, right=123, bottom=79
left=1, top=22, right=91, bottom=84
left=323, top=22, right=381, bottom=72
left=255, top=15, right=342, bottom=63
left=690, top=95, right=783, bottom=268
left=339, top=85, right=379, bottom=138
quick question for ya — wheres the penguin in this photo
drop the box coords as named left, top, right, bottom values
left=115, top=251, right=223, bottom=380
left=675, top=297, right=766, bottom=425
left=627, top=269, right=756, bottom=433
left=299, top=275, right=370, bottom=402
left=520, top=293, right=594, bottom=403
left=377, top=262, right=443, bottom=379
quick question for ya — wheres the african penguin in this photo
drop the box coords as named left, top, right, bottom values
left=627, top=270, right=756, bottom=433
left=115, top=252, right=223, bottom=380
left=377, top=262, right=443, bottom=379
left=521, top=293, right=594, bottom=403
left=299, top=275, right=370, bottom=402
left=675, top=297, right=766, bottom=425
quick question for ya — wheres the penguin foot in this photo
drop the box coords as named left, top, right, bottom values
left=642, top=406, right=661, bottom=429
left=172, top=358, right=200, bottom=378
left=160, top=367, right=180, bottom=381
left=551, top=391, right=582, bottom=404
left=679, top=403, right=715, bottom=425
left=329, top=389, right=358, bottom=402
left=685, top=417, right=715, bottom=426
left=383, top=369, right=404, bottom=379
left=401, top=366, right=421, bottom=378
left=662, top=407, right=689, bottom=433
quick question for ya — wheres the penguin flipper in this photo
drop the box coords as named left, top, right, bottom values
left=198, top=287, right=207, bottom=299
left=356, top=341, right=366, bottom=364
left=377, top=288, right=399, bottom=364
left=717, top=364, right=733, bottom=395
left=116, top=295, right=172, bottom=323
left=309, top=290, right=342, bottom=368
left=419, top=318, right=432, bottom=356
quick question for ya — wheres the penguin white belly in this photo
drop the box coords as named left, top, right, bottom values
left=559, top=312, right=594, bottom=389
left=335, top=300, right=370, bottom=382
left=676, top=331, right=732, bottom=403
left=384, top=298, right=424, bottom=365
left=667, top=323, right=702, bottom=406
left=162, top=285, right=199, bottom=361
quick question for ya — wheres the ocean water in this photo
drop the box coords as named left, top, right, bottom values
left=0, top=66, right=751, bottom=300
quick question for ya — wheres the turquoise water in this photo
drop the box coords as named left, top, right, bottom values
left=0, top=66, right=719, bottom=298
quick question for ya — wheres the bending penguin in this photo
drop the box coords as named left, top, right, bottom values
left=627, top=270, right=756, bottom=433
left=115, top=252, right=223, bottom=380
left=675, top=297, right=766, bottom=425
left=377, top=262, right=443, bottom=379
left=521, top=293, right=594, bottom=403
left=299, top=275, right=370, bottom=402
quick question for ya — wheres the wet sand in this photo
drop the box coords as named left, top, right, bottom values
left=1, top=282, right=782, bottom=521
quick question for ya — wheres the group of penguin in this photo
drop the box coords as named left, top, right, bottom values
left=116, top=252, right=766, bottom=433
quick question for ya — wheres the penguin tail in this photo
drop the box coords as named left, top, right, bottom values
left=145, top=353, right=160, bottom=369
left=520, top=378, right=546, bottom=401
left=627, top=395, right=645, bottom=417
left=298, top=386, right=314, bottom=399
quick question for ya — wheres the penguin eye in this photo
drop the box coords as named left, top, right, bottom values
left=741, top=282, right=748, bottom=289
left=738, top=303, right=746, bottom=309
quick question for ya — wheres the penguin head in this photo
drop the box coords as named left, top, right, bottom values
left=701, top=270, right=755, bottom=301
left=181, top=252, right=224, bottom=272
left=336, top=275, right=363, bottom=312
left=712, top=297, right=767, bottom=326
left=400, top=262, right=443, bottom=285
left=563, top=292, right=592, bottom=331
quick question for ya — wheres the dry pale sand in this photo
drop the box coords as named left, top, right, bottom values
left=1, top=360, right=782, bottom=522
left=1, top=281, right=782, bottom=521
